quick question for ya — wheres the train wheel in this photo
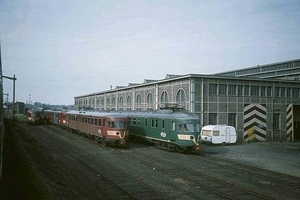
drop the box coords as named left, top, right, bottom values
left=175, top=146, right=184, bottom=153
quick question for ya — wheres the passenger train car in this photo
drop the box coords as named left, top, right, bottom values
left=114, top=106, right=202, bottom=153
left=37, top=106, right=201, bottom=152
left=44, top=110, right=67, bottom=127
left=66, top=110, right=129, bottom=147
left=27, top=110, right=46, bottom=125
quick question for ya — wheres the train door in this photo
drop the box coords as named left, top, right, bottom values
left=54, top=112, right=59, bottom=124
left=99, top=117, right=106, bottom=138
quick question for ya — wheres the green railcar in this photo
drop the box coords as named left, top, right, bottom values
left=121, top=108, right=202, bottom=153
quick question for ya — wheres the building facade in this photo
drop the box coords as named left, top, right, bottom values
left=74, top=59, right=300, bottom=143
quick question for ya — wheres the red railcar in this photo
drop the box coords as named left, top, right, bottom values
left=27, top=110, right=45, bottom=125
left=44, top=110, right=67, bottom=127
left=67, top=111, right=129, bottom=147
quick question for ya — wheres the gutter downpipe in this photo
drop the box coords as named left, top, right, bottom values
left=201, top=78, right=204, bottom=127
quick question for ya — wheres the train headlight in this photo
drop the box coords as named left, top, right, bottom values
left=190, top=136, right=194, bottom=140
left=116, top=132, right=120, bottom=135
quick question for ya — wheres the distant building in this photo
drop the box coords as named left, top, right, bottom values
left=7, top=102, right=25, bottom=115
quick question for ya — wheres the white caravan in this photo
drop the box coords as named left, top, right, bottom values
left=200, top=125, right=237, bottom=144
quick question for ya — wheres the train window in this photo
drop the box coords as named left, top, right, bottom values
left=75, top=116, right=77, bottom=121
left=137, top=118, right=140, bottom=126
left=82, top=117, right=84, bottom=123
left=171, top=120, right=175, bottom=130
left=88, top=118, right=90, bottom=124
left=94, top=118, right=97, bottom=125
left=162, top=120, right=165, bottom=129
left=85, top=117, right=87, bottom=123
left=91, top=118, right=94, bottom=125
left=145, top=118, right=148, bottom=127
left=132, top=118, right=137, bottom=125
left=98, top=119, right=102, bottom=126
left=151, top=119, right=158, bottom=128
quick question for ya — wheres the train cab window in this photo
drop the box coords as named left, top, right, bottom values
left=179, top=123, right=188, bottom=132
left=91, top=118, right=94, bottom=125
left=108, top=121, right=116, bottom=128
left=98, top=119, right=102, bottom=126
left=162, top=120, right=165, bottom=129
left=145, top=118, right=148, bottom=127
left=88, top=118, right=90, bottom=124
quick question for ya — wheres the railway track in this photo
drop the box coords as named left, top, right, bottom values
left=24, top=124, right=171, bottom=200
left=126, top=146, right=300, bottom=199
left=115, top=149, right=275, bottom=200
left=195, top=154, right=300, bottom=188
left=21, top=124, right=300, bottom=199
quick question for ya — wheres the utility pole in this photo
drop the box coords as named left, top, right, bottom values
left=2, top=74, right=17, bottom=118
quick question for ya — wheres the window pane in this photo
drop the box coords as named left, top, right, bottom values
left=209, top=84, right=217, bottom=95
left=219, top=84, right=227, bottom=95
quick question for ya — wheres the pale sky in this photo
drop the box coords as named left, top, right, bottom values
left=1, top=0, right=300, bottom=105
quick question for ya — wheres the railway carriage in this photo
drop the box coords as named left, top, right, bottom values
left=27, top=109, right=45, bottom=125
left=67, top=110, right=129, bottom=147
left=118, top=107, right=202, bottom=153
left=44, top=110, right=67, bottom=127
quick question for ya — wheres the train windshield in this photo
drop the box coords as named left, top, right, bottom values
left=179, top=123, right=200, bottom=132
left=108, top=121, right=128, bottom=129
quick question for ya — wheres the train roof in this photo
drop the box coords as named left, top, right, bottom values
left=66, top=110, right=128, bottom=118
left=116, top=109, right=200, bottom=120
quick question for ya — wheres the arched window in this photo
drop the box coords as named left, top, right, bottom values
left=161, top=91, right=169, bottom=103
left=119, top=96, right=124, bottom=105
left=176, top=89, right=187, bottom=102
left=119, top=96, right=124, bottom=110
left=147, top=93, right=153, bottom=103
left=112, top=97, right=116, bottom=110
left=136, top=94, right=142, bottom=104
left=106, top=98, right=110, bottom=106
left=100, top=99, right=104, bottom=110
left=127, top=95, right=132, bottom=104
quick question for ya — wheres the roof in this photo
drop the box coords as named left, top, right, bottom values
left=74, top=71, right=300, bottom=99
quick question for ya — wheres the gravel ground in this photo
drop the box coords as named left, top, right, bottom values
left=1, top=120, right=131, bottom=200
left=1, top=118, right=300, bottom=199
left=201, top=141, right=300, bottom=178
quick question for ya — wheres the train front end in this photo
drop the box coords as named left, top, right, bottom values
left=175, top=118, right=202, bottom=153
left=104, top=115, right=129, bottom=147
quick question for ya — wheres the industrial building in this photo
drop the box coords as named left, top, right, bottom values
left=74, top=58, right=300, bottom=143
